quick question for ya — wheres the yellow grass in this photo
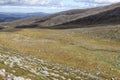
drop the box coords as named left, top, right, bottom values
left=0, top=28, right=120, bottom=79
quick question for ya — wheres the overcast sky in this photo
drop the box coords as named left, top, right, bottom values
left=0, top=0, right=120, bottom=13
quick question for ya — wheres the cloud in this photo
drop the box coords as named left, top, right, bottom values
left=0, top=5, right=68, bottom=13
left=94, top=0, right=120, bottom=3
left=73, top=0, right=120, bottom=8
left=0, top=0, right=64, bottom=7
left=0, top=0, right=120, bottom=13
left=0, top=0, right=119, bottom=7
left=74, top=0, right=120, bottom=4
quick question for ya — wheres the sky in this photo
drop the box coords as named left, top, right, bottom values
left=0, top=0, right=120, bottom=13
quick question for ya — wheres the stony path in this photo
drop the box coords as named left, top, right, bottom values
left=0, top=47, right=104, bottom=80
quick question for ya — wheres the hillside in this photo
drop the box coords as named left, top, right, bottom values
left=35, top=2, right=120, bottom=28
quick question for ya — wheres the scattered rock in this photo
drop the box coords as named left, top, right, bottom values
left=0, top=69, right=31, bottom=80
left=0, top=69, right=6, bottom=76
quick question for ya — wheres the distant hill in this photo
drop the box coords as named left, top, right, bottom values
left=0, top=12, right=47, bottom=22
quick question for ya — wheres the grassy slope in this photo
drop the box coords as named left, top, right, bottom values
left=0, top=25, right=120, bottom=79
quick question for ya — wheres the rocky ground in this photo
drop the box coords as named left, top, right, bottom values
left=0, top=45, right=105, bottom=80
left=0, top=69, right=31, bottom=80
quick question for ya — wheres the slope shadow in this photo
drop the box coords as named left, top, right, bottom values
left=51, top=7, right=120, bottom=29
